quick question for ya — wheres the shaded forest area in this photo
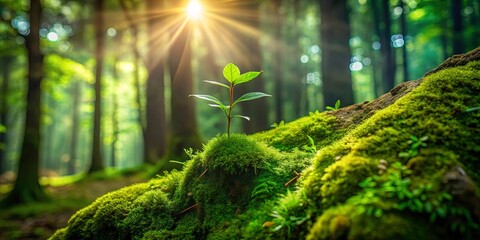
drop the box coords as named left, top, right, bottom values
left=0, top=0, right=479, bottom=215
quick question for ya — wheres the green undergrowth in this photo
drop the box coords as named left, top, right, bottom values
left=51, top=57, right=480, bottom=239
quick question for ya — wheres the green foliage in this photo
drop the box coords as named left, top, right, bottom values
left=271, top=120, right=285, bottom=128
left=269, top=190, right=309, bottom=238
left=250, top=180, right=277, bottom=202
left=398, top=135, right=428, bottom=160
left=302, top=135, right=317, bottom=153
left=325, top=100, right=341, bottom=111
left=190, top=63, right=271, bottom=137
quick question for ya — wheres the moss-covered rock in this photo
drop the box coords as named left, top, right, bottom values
left=51, top=48, right=480, bottom=240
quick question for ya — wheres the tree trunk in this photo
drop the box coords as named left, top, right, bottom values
left=319, top=0, right=354, bottom=107
left=236, top=1, right=269, bottom=133
left=145, top=0, right=167, bottom=164
left=399, top=0, right=409, bottom=82
left=89, top=0, right=105, bottom=174
left=0, top=56, right=12, bottom=175
left=371, top=0, right=381, bottom=97
left=168, top=5, right=202, bottom=161
left=68, top=79, right=80, bottom=175
left=2, top=0, right=47, bottom=205
left=380, top=0, right=395, bottom=92
left=111, top=57, right=119, bottom=167
left=292, top=0, right=303, bottom=118
left=119, top=0, right=146, bottom=163
left=272, top=0, right=284, bottom=123
left=451, top=0, right=464, bottom=54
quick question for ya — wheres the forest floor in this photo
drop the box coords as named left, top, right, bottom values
left=0, top=167, right=154, bottom=240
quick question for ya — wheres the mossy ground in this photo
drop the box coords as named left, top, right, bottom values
left=51, top=49, right=480, bottom=239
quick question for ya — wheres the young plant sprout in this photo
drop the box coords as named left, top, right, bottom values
left=189, top=63, right=271, bottom=137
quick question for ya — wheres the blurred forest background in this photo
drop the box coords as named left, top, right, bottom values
left=0, top=0, right=479, bottom=204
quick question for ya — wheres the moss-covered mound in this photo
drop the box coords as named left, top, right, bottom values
left=51, top=48, right=480, bottom=240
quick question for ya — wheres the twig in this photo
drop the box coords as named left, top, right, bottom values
left=198, top=168, right=208, bottom=178
left=285, top=171, right=301, bottom=187
left=177, top=203, right=198, bottom=215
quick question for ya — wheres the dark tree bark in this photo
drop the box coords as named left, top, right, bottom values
left=292, top=0, right=303, bottom=118
left=399, top=0, right=409, bottom=81
left=451, top=0, right=464, bottom=54
left=167, top=1, right=202, bottom=161
left=89, top=0, right=105, bottom=173
left=145, top=0, right=167, bottom=164
left=371, top=0, right=382, bottom=97
left=2, top=0, right=48, bottom=205
left=0, top=56, right=12, bottom=175
left=380, top=0, right=395, bottom=92
left=272, top=0, right=284, bottom=122
left=68, top=80, right=80, bottom=175
left=319, top=0, right=354, bottom=107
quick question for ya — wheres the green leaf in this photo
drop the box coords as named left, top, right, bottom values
left=189, top=94, right=224, bottom=105
left=0, top=124, right=6, bottom=133
left=204, top=80, right=230, bottom=89
left=464, top=106, right=480, bottom=113
left=335, top=100, right=340, bottom=109
left=234, top=71, right=262, bottom=85
left=223, top=63, right=240, bottom=83
left=232, top=92, right=271, bottom=109
left=208, top=104, right=228, bottom=116
left=232, top=115, right=250, bottom=121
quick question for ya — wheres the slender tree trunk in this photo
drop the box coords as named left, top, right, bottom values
left=399, top=0, right=409, bottom=82
left=380, top=0, right=395, bottom=92
left=451, top=0, right=464, bottom=54
left=168, top=7, right=202, bottom=161
left=145, top=0, right=167, bottom=164
left=89, top=0, right=105, bottom=173
left=68, top=79, right=80, bottom=175
left=111, top=57, right=119, bottom=167
left=319, top=0, right=354, bottom=107
left=2, top=0, right=47, bottom=205
left=0, top=57, right=12, bottom=175
left=272, top=0, right=284, bottom=122
left=236, top=1, right=269, bottom=133
left=292, top=0, right=303, bottom=118
left=119, top=0, right=147, bottom=162
left=371, top=0, right=381, bottom=97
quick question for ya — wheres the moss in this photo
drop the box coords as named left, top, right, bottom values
left=250, top=59, right=480, bottom=238
left=253, top=112, right=342, bottom=151
left=201, top=134, right=279, bottom=174
left=307, top=204, right=439, bottom=240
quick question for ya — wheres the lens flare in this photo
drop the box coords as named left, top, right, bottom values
left=186, top=0, right=203, bottom=20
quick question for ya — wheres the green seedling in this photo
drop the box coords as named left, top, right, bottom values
left=189, top=63, right=271, bottom=137
left=302, top=135, right=317, bottom=153
left=326, top=100, right=341, bottom=111
left=398, top=135, right=428, bottom=159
